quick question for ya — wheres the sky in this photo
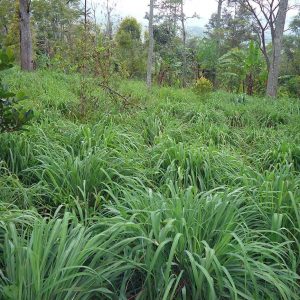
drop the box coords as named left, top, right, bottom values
left=94, top=0, right=217, bottom=28
left=117, top=0, right=216, bottom=26
left=93, top=0, right=299, bottom=30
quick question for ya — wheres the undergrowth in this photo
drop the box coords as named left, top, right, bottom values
left=0, top=69, right=299, bottom=299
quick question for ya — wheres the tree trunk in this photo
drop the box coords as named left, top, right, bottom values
left=246, top=73, right=254, bottom=96
left=216, top=0, right=224, bottom=48
left=105, top=0, right=113, bottom=40
left=19, top=0, right=33, bottom=71
left=216, top=0, right=222, bottom=29
left=180, top=0, right=187, bottom=88
left=266, top=0, right=288, bottom=97
left=214, top=0, right=224, bottom=88
left=84, top=0, right=87, bottom=30
left=147, top=0, right=155, bottom=89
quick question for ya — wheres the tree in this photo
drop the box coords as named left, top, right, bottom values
left=282, top=12, right=300, bottom=75
left=239, top=0, right=290, bottom=97
left=281, top=35, right=300, bottom=75
left=280, top=12, right=300, bottom=97
left=206, top=1, right=254, bottom=86
left=103, top=0, right=117, bottom=40
left=196, top=39, right=219, bottom=83
left=154, top=0, right=196, bottom=86
left=116, top=17, right=141, bottom=41
left=0, top=0, right=16, bottom=47
left=244, top=40, right=264, bottom=95
left=153, top=21, right=181, bottom=86
left=217, top=41, right=264, bottom=94
left=267, top=0, right=289, bottom=97
left=207, top=2, right=254, bottom=53
left=31, top=0, right=81, bottom=62
left=290, top=11, right=300, bottom=36
left=19, top=0, right=33, bottom=71
left=147, top=0, right=155, bottom=89
left=158, top=0, right=197, bottom=87
left=115, top=18, right=146, bottom=78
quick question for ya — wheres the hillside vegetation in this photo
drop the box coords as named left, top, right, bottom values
left=0, top=69, right=300, bottom=299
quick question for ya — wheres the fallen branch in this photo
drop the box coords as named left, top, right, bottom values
left=99, top=82, right=130, bottom=107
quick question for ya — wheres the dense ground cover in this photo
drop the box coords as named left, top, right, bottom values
left=0, top=69, right=300, bottom=299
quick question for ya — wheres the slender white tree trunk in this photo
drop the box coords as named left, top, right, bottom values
left=147, top=0, right=155, bottom=89
left=180, top=0, right=187, bottom=87
left=266, top=0, right=288, bottom=97
left=19, top=0, right=33, bottom=71
left=105, top=0, right=113, bottom=40
left=216, top=0, right=223, bottom=44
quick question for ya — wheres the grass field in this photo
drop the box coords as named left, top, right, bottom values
left=0, top=69, right=300, bottom=299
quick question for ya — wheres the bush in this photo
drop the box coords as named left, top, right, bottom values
left=194, top=77, right=213, bottom=95
left=279, top=75, right=300, bottom=98
left=287, top=76, right=300, bottom=98
left=0, top=48, right=33, bottom=132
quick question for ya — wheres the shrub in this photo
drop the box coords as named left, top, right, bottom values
left=0, top=48, right=33, bottom=132
left=194, top=77, right=213, bottom=95
left=287, top=76, right=300, bottom=98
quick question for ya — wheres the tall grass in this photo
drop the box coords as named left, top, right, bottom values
left=0, top=212, right=143, bottom=299
left=0, top=69, right=299, bottom=299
